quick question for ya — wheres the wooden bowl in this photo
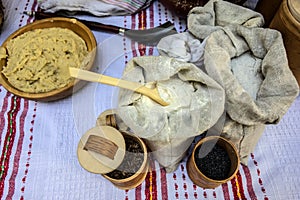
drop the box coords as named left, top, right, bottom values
left=0, top=17, right=97, bottom=101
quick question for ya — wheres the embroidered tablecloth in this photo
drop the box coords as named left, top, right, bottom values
left=1, top=0, right=300, bottom=200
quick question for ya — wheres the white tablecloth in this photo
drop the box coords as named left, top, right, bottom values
left=0, top=0, right=299, bottom=199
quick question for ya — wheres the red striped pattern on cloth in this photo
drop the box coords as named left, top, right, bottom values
left=222, top=182, right=231, bottom=199
left=0, top=1, right=38, bottom=199
left=250, top=153, right=269, bottom=200
left=165, top=164, right=264, bottom=200
left=179, top=164, right=189, bottom=199
left=0, top=94, right=36, bottom=200
left=19, top=103, right=36, bottom=200
left=242, top=164, right=258, bottom=199
left=0, top=91, right=11, bottom=145
left=0, top=96, right=21, bottom=198
left=231, top=173, right=244, bottom=199
left=6, top=100, right=30, bottom=200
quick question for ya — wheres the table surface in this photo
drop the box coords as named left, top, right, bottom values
left=1, top=0, right=300, bottom=200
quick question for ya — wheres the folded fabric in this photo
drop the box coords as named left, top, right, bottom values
left=157, top=32, right=206, bottom=67
left=157, top=0, right=299, bottom=164
left=38, top=0, right=152, bottom=16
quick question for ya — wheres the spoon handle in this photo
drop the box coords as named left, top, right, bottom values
left=69, top=67, right=142, bottom=90
left=69, top=67, right=169, bottom=106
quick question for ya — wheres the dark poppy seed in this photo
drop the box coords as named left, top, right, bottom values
left=194, top=143, right=231, bottom=180
left=106, top=135, right=144, bottom=179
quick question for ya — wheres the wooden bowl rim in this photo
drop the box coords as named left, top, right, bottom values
left=191, top=136, right=240, bottom=183
left=0, top=17, right=97, bottom=101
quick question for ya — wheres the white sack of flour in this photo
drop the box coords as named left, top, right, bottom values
left=117, top=56, right=225, bottom=172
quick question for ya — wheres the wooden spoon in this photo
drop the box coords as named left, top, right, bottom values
left=69, top=67, right=169, bottom=106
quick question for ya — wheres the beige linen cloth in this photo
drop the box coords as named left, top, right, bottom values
left=117, top=56, right=225, bottom=172
left=157, top=0, right=299, bottom=164
left=38, top=0, right=152, bottom=16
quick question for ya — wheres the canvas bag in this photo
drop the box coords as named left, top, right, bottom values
left=117, top=56, right=225, bottom=172
left=157, top=0, right=299, bottom=164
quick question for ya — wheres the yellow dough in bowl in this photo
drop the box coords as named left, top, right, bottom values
left=2, top=27, right=89, bottom=93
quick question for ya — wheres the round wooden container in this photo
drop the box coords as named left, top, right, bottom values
left=187, top=136, right=240, bottom=189
left=269, top=0, right=300, bottom=87
left=0, top=17, right=97, bottom=101
left=77, top=126, right=149, bottom=190
left=102, top=132, right=149, bottom=190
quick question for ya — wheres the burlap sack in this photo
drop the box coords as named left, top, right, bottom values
left=157, top=0, right=299, bottom=164
left=117, top=56, right=225, bottom=172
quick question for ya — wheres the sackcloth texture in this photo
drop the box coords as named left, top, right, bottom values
left=117, top=56, right=225, bottom=172
left=157, top=0, right=299, bottom=164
